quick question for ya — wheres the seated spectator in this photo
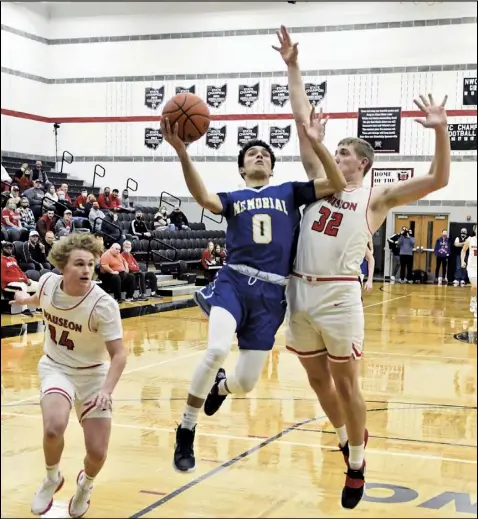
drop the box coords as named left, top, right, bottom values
left=1, top=241, right=39, bottom=316
left=121, top=189, right=134, bottom=210
left=74, top=189, right=88, bottom=216
left=57, top=183, right=72, bottom=204
left=89, top=201, right=106, bottom=232
left=99, top=243, right=135, bottom=302
left=17, top=197, right=37, bottom=232
left=102, top=210, right=126, bottom=248
left=17, top=167, right=33, bottom=194
left=55, top=209, right=78, bottom=237
left=169, top=205, right=190, bottom=230
left=154, top=206, right=175, bottom=231
left=97, top=187, right=112, bottom=210
left=130, top=210, right=152, bottom=239
left=18, top=230, right=52, bottom=272
left=109, top=189, right=122, bottom=210
left=201, top=241, right=217, bottom=282
left=55, top=190, right=75, bottom=217
left=121, top=240, right=160, bottom=300
left=42, top=230, right=55, bottom=257
left=3, top=184, right=21, bottom=208
left=84, top=194, right=97, bottom=215
left=44, top=184, right=58, bottom=209
left=23, top=179, right=45, bottom=218
left=214, top=244, right=226, bottom=265
left=14, top=163, right=29, bottom=183
left=37, top=209, right=57, bottom=240
left=2, top=199, right=28, bottom=242
left=31, top=160, right=49, bottom=188
left=1, top=163, right=11, bottom=192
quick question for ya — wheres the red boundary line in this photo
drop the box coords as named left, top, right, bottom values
left=1, top=108, right=477, bottom=124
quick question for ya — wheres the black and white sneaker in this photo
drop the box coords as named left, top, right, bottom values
left=204, top=368, right=227, bottom=417
left=173, top=425, right=196, bottom=473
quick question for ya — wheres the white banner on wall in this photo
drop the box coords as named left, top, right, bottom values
left=371, top=168, right=414, bottom=187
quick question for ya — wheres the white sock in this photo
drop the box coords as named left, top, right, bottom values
left=46, top=464, right=59, bottom=482
left=349, top=443, right=365, bottom=470
left=335, top=425, right=348, bottom=447
left=217, top=378, right=229, bottom=396
left=181, top=404, right=199, bottom=430
left=471, top=296, right=476, bottom=307
left=82, top=472, right=95, bottom=490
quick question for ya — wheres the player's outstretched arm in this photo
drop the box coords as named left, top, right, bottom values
left=300, top=107, right=347, bottom=197
left=161, top=118, right=223, bottom=214
left=9, top=291, right=40, bottom=308
left=273, top=25, right=326, bottom=180
left=372, top=94, right=450, bottom=212
left=461, top=238, right=470, bottom=268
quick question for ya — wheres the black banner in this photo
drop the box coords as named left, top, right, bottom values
left=238, top=83, right=260, bottom=107
left=269, top=125, right=291, bottom=149
left=175, top=85, right=196, bottom=95
left=270, top=84, right=289, bottom=107
left=207, top=85, right=227, bottom=108
left=448, top=123, right=477, bottom=151
left=144, top=87, right=164, bottom=110
left=463, top=77, right=477, bottom=106
left=305, top=81, right=327, bottom=106
left=237, top=126, right=259, bottom=147
left=205, top=126, right=227, bottom=149
left=357, top=107, right=401, bottom=153
left=144, top=128, right=163, bottom=150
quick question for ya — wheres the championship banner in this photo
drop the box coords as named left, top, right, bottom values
left=371, top=168, right=414, bottom=187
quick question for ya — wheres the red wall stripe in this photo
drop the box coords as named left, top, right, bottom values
left=1, top=107, right=476, bottom=124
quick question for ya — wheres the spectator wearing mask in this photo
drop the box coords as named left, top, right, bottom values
left=2, top=199, right=28, bottom=242
left=398, top=227, right=416, bottom=284
left=17, top=197, right=36, bottom=231
left=121, top=240, right=160, bottom=299
left=154, top=206, right=175, bottom=231
left=42, top=231, right=55, bottom=257
left=102, top=210, right=126, bottom=248
left=31, top=160, right=49, bottom=187
left=387, top=230, right=402, bottom=281
left=55, top=209, right=77, bottom=237
left=169, top=205, right=190, bottom=230
left=97, top=187, right=112, bottom=210
left=54, top=189, right=75, bottom=217
left=1, top=241, right=39, bottom=316
left=434, top=229, right=451, bottom=285
left=99, top=243, right=135, bottom=302
left=454, top=228, right=469, bottom=286
left=89, top=201, right=106, bottom=232
left=37, top=209, right=56, bottom=240
left=83, top=194, right=97, bottom=215
left=57, top=183, right=72, bottom=204
left=130, top=210, right=152, bottom=239
left=18, top=230, right=51, bottom=272
left=17, top=166, right=33, bottom=194
left=74, top=189, right=88, bottom=215
left=121, top=189, right=134, bottom=210
left=23, top=179, right=45, bottom=218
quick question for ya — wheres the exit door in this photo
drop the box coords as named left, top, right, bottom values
left=394, top=213, right=449, bottom=274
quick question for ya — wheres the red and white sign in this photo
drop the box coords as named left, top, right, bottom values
left=371, top=168, right=414, bottom=187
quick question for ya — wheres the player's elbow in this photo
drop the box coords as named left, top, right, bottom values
left=333, top=177, right=347, bottom=191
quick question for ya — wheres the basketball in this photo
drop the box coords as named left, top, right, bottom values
left=162, top=93, right=210, bottom=143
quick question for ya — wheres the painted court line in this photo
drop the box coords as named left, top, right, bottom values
left=2, top=410, right=475, bottom=465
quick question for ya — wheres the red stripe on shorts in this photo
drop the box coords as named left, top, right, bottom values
left=286, top=345, right=327, bottom=356
left=43, top=387, right=72, bottom=405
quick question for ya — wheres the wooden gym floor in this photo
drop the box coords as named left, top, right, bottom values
left=1, top=284, right=476, bottom=518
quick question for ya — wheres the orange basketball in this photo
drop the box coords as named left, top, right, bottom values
left=162, top=93, right=211, bottom=143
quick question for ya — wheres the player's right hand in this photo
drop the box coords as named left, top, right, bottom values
left=9, top=291, right=30, bottom=306
left=161, top=117, right=187, bottom=154
left=462, top=261, right=467, bottom=268
left=272, top=25, right=298, bottom=66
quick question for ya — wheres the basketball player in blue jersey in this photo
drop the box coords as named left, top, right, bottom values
left=160, top=116, right=346, bottom=472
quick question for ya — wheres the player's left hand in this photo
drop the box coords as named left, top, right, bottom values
left=462, top=261, right=467, bottom=269
left=364, top=280, right=373, bottom=292
left=272, top=25, right=298, bottom=66
left=413, top=94, right=448, bottom=129
left=301, top=105, right=329, bottom=143
left=86, top=390, right=112, bottom=411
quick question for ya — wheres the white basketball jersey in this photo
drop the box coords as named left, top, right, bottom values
left=39, top=273, right=116, bottom=368
left=468, top=236, right=477, bottom=270
left=294, top=187, right=373, bottom=277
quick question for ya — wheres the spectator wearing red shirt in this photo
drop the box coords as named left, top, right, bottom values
left=121, top=240, right=160, bottom=299
left=18, top=168, right=33, bottom=194
left=1, top=241, right=39, bottom=316
left=201, top=241, right=218, bottom=282
left=97, top=187, right=111, bottom=210
left=109, top=189, right=122, bottom=210
left=74, top=189, right=88, bottom=214
left=2, top=199, right=28, bottom=241
left=37, top=209, right=56, bottom=240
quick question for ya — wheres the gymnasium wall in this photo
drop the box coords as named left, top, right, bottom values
left=1, top=2, right=477, bottom=199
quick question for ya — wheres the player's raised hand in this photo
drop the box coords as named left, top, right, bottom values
left=414, top=94, right=448, bottom=129
left=301, top=105, right=329, bottom=143
left=86, top=390, right=112, bottom=411
left=9, top=290, right=31, bottom=306
left=161, top=117, right=187, bottom=153
left=272, top=25, right=298, bottom=66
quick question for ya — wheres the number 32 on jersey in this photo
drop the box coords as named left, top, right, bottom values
left=312, top=206, right=344, bottom=237
left=252, top=214, right=272, bottom=244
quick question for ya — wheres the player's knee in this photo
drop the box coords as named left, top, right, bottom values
left=86, top=443, right=108, bottom=466
left=203, top=346, right=228, bottom=371
left=235, top=374, right=258, bottom=394
left=307, top=372, right=334, bottom=394
left=43, top=419, right=67, bottom=441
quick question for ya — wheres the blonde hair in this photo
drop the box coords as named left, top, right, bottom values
left=338, top=137, right=375, bottom=175
left=48, top=233, right=104, bottom=270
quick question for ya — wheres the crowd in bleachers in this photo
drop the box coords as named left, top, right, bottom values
left=1, top=158, right=227, bottom=313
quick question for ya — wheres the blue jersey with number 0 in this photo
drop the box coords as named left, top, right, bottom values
left=216, top=181, right=317, bottom=277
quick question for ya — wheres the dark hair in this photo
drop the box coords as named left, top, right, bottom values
left=112, top=189, right=119, bottom=193
left=237, top=139, right=276, bottom=171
